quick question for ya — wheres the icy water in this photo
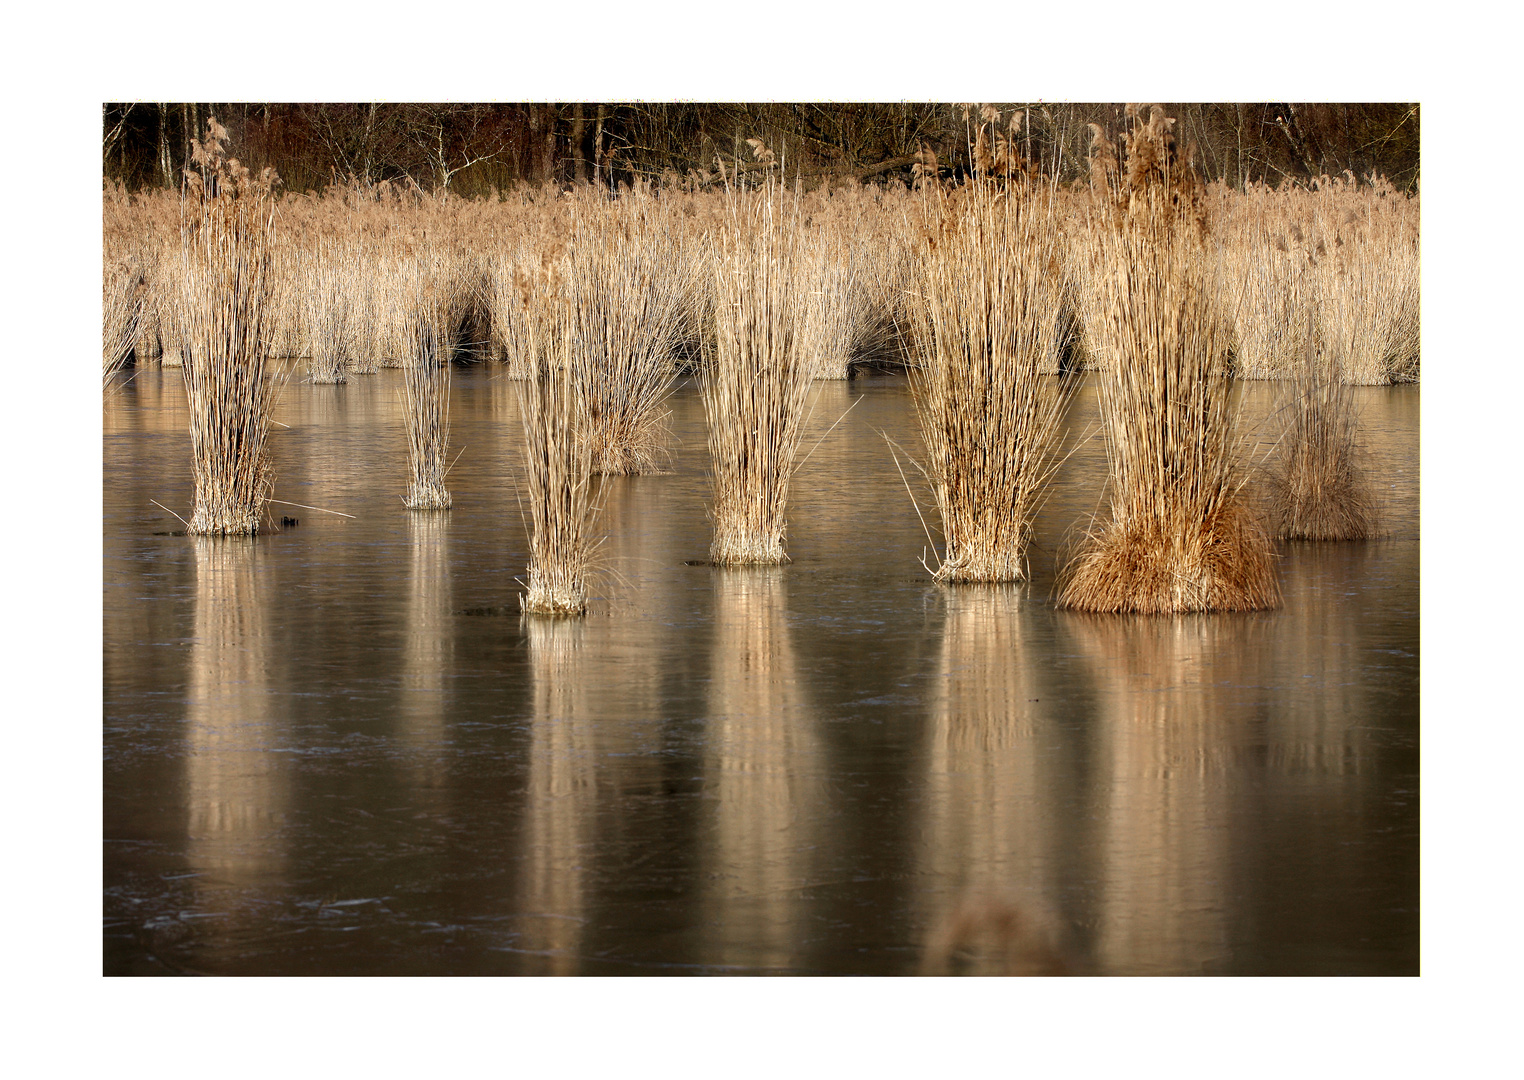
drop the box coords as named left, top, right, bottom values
left=103, top=368, right=1418, bottom=975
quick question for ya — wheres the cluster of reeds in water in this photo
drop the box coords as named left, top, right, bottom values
left=513, top=260, right=602, bottom=615
left=1060, top=106, right=1280, bottom=613
left=702, top=167, right=812, bottom=566
left=109, top=109, right=1411, bottom=611
left=172, top=120, right=283, bottom=536
left=906, top=121, right=1075, bottom=583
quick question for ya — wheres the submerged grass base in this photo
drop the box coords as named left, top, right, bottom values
left=1060, top=503, right=1280, bottom=614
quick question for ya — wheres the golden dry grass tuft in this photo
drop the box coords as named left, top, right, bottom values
left=702, top=177, right=811, bottom=566
left=907, top=169, right=1074, bottom=583
left=173, top=119, right=285, bottom=536
left=516, top=260, right=603, bottom=615
left=1061, top=107, right=1279, bottom=614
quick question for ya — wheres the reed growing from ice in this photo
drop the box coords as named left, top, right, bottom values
left=401, top=261, right=456, bottom=510
left=703, top=171, right=811, bottom=566
left=1268, top=336, right=1378, bottom=540
left=517, top=263, right=602, bottom=615
left=568, top=193, right=698, bottom=473
left=908, top=169, right=1074, bottom=583
left=1061, top=106, right=1278, bottom=613
left=174, top=118, right=284, bottom=536
left=303, top=239, right=356, bottom=384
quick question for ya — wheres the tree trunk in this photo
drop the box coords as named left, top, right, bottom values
left=593, top=105, right=606, bottom=188
left=571, top=103, right=586, bottom=183
left=158, top=103, right=173, bottom=189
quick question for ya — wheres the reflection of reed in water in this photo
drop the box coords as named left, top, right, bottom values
left=1271, top=544, right=1378, bottom=776
left=918, top=587, right=1071, bottom=972
left=185, top=538, right=286, bottom=904
left=1067, top=613, right=1267, bottom=974
left=921, top=891, right=1071, bottom=976
left=400, top=513, right=453, bottom=786
left=518, top=617, right=595, bottom=974
left=701, top=569, right=822, bottom=971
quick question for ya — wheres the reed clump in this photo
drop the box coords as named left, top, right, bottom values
left=401, top=258, right=458, bottom=510
left=1061, top=106, right=1278, bottom=614
left=172, top=118, right=284, bottom=536
left=517, top=259, right=602, bottom=615
left=568, top=186, right=699, bottom=473
left=703, top=168, right=811, bottom=566
left=907, top=140, right=1074, bottom=583
left=1268, top=337, right=1378, bottom=540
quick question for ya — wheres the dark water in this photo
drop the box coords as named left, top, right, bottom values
left=103, top=368, right=1418, bottom=975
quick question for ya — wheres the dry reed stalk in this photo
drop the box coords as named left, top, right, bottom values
left=703, top=175, right=811, bottom=565
left=517, top=263, right=602, bottom=615
left=1060, top=107, right=1279, bottom=614
left=568, top=195, right=697, bottom=473
left=1268, top=336, right=1378, bottom=540
left=908, top=175, right=1074, bottom=583
left=401, top=261, right=456, bottom=510
left=174, top=118, right=284, bottom=536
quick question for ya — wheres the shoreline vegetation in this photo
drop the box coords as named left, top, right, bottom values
left=104, top=105, right=1418, bottom=613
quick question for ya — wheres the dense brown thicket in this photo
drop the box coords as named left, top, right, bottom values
left=103, top=103, right=1420, bottom=196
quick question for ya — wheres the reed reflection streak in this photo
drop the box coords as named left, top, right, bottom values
left=185, top=538, right=287, bottom=912
left=919, top=587, right=1070, bottom=974
left=702, top=569, right=822, bottom=972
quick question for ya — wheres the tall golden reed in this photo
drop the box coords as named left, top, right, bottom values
left=401, top=259, right=456, bottom=510
left=516, top=260, right=602, bottom=615
left=908, top=164, right=1074, bottom=583
left=703, top=169, right=811, bottom=566
left=1268, top=336, right=1378, bottom=540
left=174, top=119, right=285, bottom=536
left=1061, top=106, right=1278, bottom=613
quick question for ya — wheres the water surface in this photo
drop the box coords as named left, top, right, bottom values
left=103, top=368, right=1419, bottom=975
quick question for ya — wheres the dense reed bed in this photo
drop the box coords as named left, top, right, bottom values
left=102, top=256, right=143, bottom=385
left=172, top=120, right=283, bottom=535
left=1060, top=106, right=1279, bottom=613
left=702, top=170, right=811, bottom=566
left=907, top=127, right=1075, bottom=583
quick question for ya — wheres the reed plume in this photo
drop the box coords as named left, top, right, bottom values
left=703, top=174, right=810, bottom=565
left=173, top=118, right=284, bottom=536
left=1061, top=107, right=1278, bottom=613
left=908, top=174, right=1074, bottom=583
left=517, top=261, right=602, bottom=615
